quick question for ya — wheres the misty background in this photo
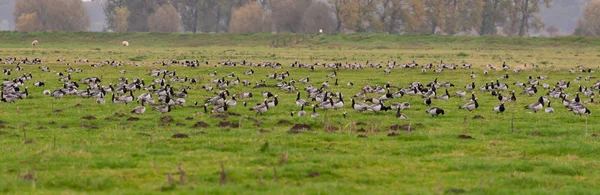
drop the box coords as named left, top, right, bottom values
left=0, top=0, right=593, bottom=36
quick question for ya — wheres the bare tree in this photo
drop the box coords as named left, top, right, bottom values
left=575, top=0, right=600, bottom=36
left=229, top=2, right=266, bottom=33
left=114, top=7, right=130, bottom=32
left=301, top=1, right=336, bottom=33
left=546, top=25, right=559, bottom=36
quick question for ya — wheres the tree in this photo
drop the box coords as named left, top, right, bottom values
left=271, top=0, right=311, bottom=32
left=148, top=3, right=183, bottom=32
left=14, top=0, right=90, bottom=32
left=15, top=12, right=42, bottom=32
left=301, top=1, right=336, bottom=33
left=103, top=0, right=170, bottom=32
left=114, top=7, right=130, bottom=32
left=479, top=0, right=508, bottom=35
left=546, top=25, right=559, bottom=36
left=229, top=2, right=267, bottom=33
left=575, top=0, right=600, bottom=36
left=503, top=0, right=551, bottom=36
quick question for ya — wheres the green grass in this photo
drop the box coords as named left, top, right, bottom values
left=0, top=32, right=599, bottom=194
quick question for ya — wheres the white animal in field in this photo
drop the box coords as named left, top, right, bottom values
left=32, top=40, right=39, bottom=47
left=121, top=41, right=129, bottom=46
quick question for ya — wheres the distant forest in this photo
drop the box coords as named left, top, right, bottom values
left=0, top=0, right=595, bottom=36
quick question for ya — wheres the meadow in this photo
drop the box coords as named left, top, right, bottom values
left=0, top=32, right=600, bottom=194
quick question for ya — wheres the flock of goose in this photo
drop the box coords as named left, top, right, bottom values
left=1, top=57, right=599, bottom=122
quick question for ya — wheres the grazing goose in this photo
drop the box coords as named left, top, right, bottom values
left=465, top=82, right=475, bottom=91
left=493, top=103, right=505, bottom=113
left=266, top=95, right=279, bottom=107
left=424, top=97, right=432, bottom=107
left=226, top=95, right=237, bottom=107
left=154, top=105, right=171, bottom=114
left=131, top=100, right=146, bottom=114
left=328, top=71, right=337, bottom=78
left=572, top=106, right=591, bottom=115
left=351, top=98, right=368, bottom=112
left=455, top=91, right=467, bottom=97
left=459, top=96, right=479, bottom=111
left=251, top=100, right=269, bottom=115
left=212, top=103, right=228, bottom=113
left=311, top=105, right=320, bottom=118
left=96, top=93, right=106, bottom=104
left=525, top=96, right=544, bottom=113
left=367, top=103, right=387, bottom=113
left=395, top=108, right=408, bottom=119
left=295, top=92, right=309, bottom=107
left=34, top=81, right=45, bottom=87
left=318, top=98, right=335, bottom=110
left=297, top=105, right=307, bottom=117
left=0, top=92, right=20, bottom=103
left=545, top=101, right=555, bottom=113
left=436, top=89, right=450, bottom=100
left=426, top=107, right=445, bottom=116
left=119, top=90, right=134, bottom=105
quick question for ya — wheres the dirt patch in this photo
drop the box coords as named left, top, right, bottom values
left=387, top=132, right=399, bottom=137
left=356, top=122, right=367, bottom=126
left=75, top=103, right=82, bottom=107
left=81, top=124, right=99, bottom=129
left=258, top=129, right=270, bottom=133
left=161, top=116, right=174, bottom=123
left=0, top=131, right=7, bottom=135
left=82, top=116, right=96, bottom=120
left=307, top=172, right=320, bottom=178
left=211, top=114, right=228, bottom=119
left=277, top=120, right=293, bottom=126
left=325, top=126, right=339, bottom=131
left=104, top=117, right=117, bottom=121
left=127, top=117, right=140, bottom=121
left=60, top=125, right=68, bottom=129
left=49, top=121, right=56, bottom=125
left=37, top=126, right=47, bottom=130
left=217, top=121, right=239, bottom=128
left=458, top=134, right=473, bottom=139
left=185, top=117, right=194, bottom=121
left=176, top=123, right=186, bottom=127
left=21, top=172, right=34, bottom=181
left=357, top=134, right=368, bottom=138
left=172, top=133, right=189, bottom=138
left=357, top=128, right=366, bottom=133
left=530, top=132, right=541, bottom=136
left=0, top=120, right=4, bottom=125
left=288, top=124, right=311, bottom=134
left=192, top=131, right=206, bottom=135
left=192, top=122, right=209, bottom=128
left=53, top=110, right=62, bottom=113
left=226, top=112, right=241, bottom=117
left=245, top=117, right=263, bottom=126
left=113, top=112, right=127, bottom=118
left=473, top=115, right=485, bottom=119
left=137, top=132, right=151, bottom=137
left=592, top=133, right=599, bottom=137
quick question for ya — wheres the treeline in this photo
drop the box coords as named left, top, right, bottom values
left=100, top=0, right=554, bottom=36
left=10, top=0, right=600, bottom=37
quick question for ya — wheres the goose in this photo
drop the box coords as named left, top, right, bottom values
left=154, top=105, right=171, bottom=114
left=436, top=89, right=450, bottom=100
left=351, top=98, right=368, bottom=112
left=51, top=89, right=65, bottom=99
left=572, top=106, right=591, bottom=115
left=240, top=91, right=253, bottom=99
left=266, top=95, right=279, bottom=107
left=455, top=91, right=467, bottom=97
left=245, top=69, right=254, bottom=75
left=367, top=103, right=387, bottom=113
left=295, top=92, right=309, bottom=107
left=202, top=84, right=213, bottom=91
left=131, top=100, right=146, bottom=114
left=299, top=76, right=310, bottom=83
left=0, top=92, right=20, bottom=103
left=493, top=103, right=505, bottom=113
left=426, top=107, right=445, bottom=116
left=297, top=105, right=307, bottom=117
left=119, top=90, right=134, bottom=105
left=212, top=103, right=228, bottom=113
left=96, top=93, right=106, bottom=104
left=333, top=94, right=344, bottom=109
left=459, top=96, right=479, bottom=111
left=226, top=95, right=237, bottom=107
left=328, top=71, right=337, bottom=78
left=251, top=100, right=269, bottom=116
left=34, top=81, right=45, bottom=87
left=497, top=92, right=508, bottom=102
left=525, top=96, right=544, bottom=113
left=262, top=91, right=274, bottom=98
left=395, top=108, right=408, bottom=119
left=318, top=98, right=335, bottom=110
left=545, top=101, right=555, bottom=113
left=465, top=82, right=475, bottom=91
left=311, top=105, right=320, bottom=118
left=424, top=97, right=432, bottom=107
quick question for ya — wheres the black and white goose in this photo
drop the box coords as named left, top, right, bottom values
left=295, top=92, right=310, bottom=107
left=251, top=100, right=269, bottom=116
left=545, top=101, right=555, bottom=113
left=351, top=98, right=368, bottom=112
left=424, top=97, right=432, bottom=107
left=525, top=96, right=544, bottom=113
left=426, top=107, right=445, bottom=117
left=395, top=108, right=408, bottom=119
left=131, top=100, right=146, bottom=114
left=459, top=95, right=479, bottom=111
left=311, top=105, right=320, bottom=118
left=493, top=103, right=505, bottom=113
left=212, top=103, right=228, bottom=113
left=154, top=105, right=171, bottom=114
left=297, top=105, right=307, bottom=117
left=226, top=95, right=237, bottom=107
left=436, top=89, right=450, bottom=100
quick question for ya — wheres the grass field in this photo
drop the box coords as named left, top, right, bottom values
left=1, top=32, right=600, bottom=194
